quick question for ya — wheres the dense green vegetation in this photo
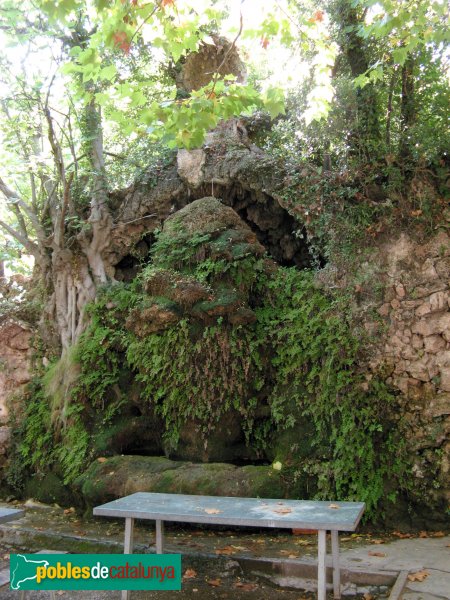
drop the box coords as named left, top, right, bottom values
left=0, top=0, right=448, bottom=520
left=9, top=227, right=408, bottom=516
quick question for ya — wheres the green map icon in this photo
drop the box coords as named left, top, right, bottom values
left=10, top=555, right=50, bottom=590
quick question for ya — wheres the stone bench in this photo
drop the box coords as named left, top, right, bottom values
left=94, top=492, right=365, bottom=600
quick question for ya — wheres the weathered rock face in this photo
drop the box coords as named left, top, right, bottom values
left=76, top=455, right=284, bottom=507
left=0, top=318, right=33, bottom=473
left=365, top=231, right=450, bottom=511
left=109, top=128, right=315, bottom=279
left=122, top=197, right=269, bottom=462
left=126, top=197, right=266, bottom=338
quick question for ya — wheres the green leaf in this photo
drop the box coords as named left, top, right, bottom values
left=130, top=90, right=147, bottom=107
left=263, top=87, right=285, bottom=118
left=99, top=64, right=117, bottom=80
left=94, top=0, right=111, bottom=10
left=392, top=47, right=408, bottom=65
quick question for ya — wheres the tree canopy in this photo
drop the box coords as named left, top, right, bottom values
left=0, top=0, right=448, bottom=290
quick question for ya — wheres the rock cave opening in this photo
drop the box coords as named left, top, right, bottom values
left=114, top=232, right=156, bottom=282
left=114, top=184, right=322, bottom=282
left=111, top=187, right=324, bottom=467
left=192, top=183, right=321, bottom=269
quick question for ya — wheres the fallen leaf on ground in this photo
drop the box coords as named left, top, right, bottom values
left=273, top=507, right=292, bottom=515
left=183, top=569, right=197, bottom=579
left=372, top=539, right=384, bottom=544
left=208, top=579, right=221, bottom=587
left=3, top=554, right=9, bottom=560
left=295, top=539, right=312, bottom=546
left=392, top=531, right=413, bottom=539
left=419, top=531, right=428, bottom=538
left=328, top=503, right=340, bottom=509
left=97, top=457, right=107, bottom=463
left=63, top=507, right=75, bottom=514
left=279, top=550, right=298, bottom=557
left=215, top=546, right=236, bottom=555
left=204, top=508, right=221, bottom=514
left=431, top=531, right=445, bottom=537
left=368, top=551, right=386, bottom=557
left=408, top=570, right=429, bottom=582
left=234, top=582, right=258, bottom=591
left=363, top=594, right=374, bottom=600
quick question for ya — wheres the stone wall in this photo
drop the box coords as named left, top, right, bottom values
left=368, top=230, right=450, bottom=511
left=0, top=319, right=33, bottom=461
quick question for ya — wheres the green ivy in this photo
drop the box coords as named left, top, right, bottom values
left=12, top=230, right=410, bottom=514
left=127, top=320, right=263, bottom=450
left=255, top=268, right=407, bottom=514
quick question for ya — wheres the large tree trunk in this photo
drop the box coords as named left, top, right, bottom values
left=52, top=106, right=113, bottom=350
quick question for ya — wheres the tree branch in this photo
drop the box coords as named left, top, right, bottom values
left=0, top=218, right=38, bottom=255
left=44, top=107, right=66, bottom=184
left=10, top=203, right=28, bottom=239
left=208, top=11, right=244, bottom=98
left=0, top=175, right=47, bottom=242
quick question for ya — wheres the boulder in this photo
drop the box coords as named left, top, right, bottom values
left=130, top=198, right=268, bottom=332
left=76, top=455, right=284, bottom=507
left=143, top=269, right=211, bottom=308
left=161, top=197, right=264, bottom=258
left=126, top=300, right=180, bottom=336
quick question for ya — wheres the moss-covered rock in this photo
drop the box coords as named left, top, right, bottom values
left=126, top=298, right=180, bottom=336
left=168, top=410, right=261, bottom=463
left=76, top=455, right=285, bottom=507
left=143, top=269, right=211, bottom=308
left=24, top=472, right=74, bottom=506
left=91, top=416, right=164, bottom=457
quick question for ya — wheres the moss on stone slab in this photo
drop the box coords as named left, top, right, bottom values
left=76, top=455, right=285, bottom=507
left=24, top=472, right=74, bottom=506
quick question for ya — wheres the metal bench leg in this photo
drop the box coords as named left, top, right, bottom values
left=155, top=520, right=164, bottom=554
left=331, top=530, right=341, bottom=599
left=122, top=517, right=135, bottom=600
left=317, top=529, right=327, bottom=600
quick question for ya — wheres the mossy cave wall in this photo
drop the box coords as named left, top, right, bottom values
left=1, top=141, right=449, bottom=529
